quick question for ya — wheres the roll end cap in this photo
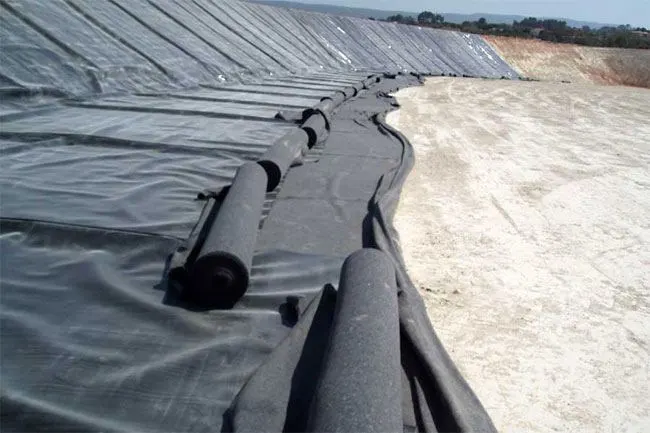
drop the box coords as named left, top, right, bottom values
left=186, top=253, right=249, bottom=309
left=257, top=160, right=281, bottom=192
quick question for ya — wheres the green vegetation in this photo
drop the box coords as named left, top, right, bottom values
left=383, top=12, right=650, bottom=49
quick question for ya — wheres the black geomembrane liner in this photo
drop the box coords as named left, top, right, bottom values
left=0, top=0, right=515, bottom=431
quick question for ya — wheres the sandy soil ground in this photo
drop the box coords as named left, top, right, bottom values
left=387, top=77, right=650, bottom=433
left=484, top=36, right=650, bottom=88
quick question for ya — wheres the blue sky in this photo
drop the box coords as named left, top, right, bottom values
left=296, top=0, right=650, bottom=27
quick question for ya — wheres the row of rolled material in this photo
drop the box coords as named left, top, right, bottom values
left=176, top=74, right=383, bottom=308
left=260, top=73, right=382, bottom=191
left=226, top=248, right=402, bottom=431
left=309, top=248, right=402, bottom=432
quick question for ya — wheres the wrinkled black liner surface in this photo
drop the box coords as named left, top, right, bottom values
left=1, top=76, right=495, bottom=433
left=0, top=0, right=512, bottom=431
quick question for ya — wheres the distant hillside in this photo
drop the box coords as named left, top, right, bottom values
left=249, top=0, right=616, bottom=29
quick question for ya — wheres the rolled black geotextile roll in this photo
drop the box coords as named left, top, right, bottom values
left=342, top=86, right=357, bottom=99
left=303, top=99, right=333, bottom=121
left=362, top=75, right=381, bottom=88
left=187, top=163, right=267, bottom=308
left=168, top=190, right=223, bottom=285
left=301, top=111, right=329, bottom=148
left=321, top=90, right=345, bottom=107
left=258, top=128, right=309, bottom=191
left=302, top=91, right=344, bottom=119
left=308, top=248, right=402, bottom=433
left=314, top=98, right=335, bottom=115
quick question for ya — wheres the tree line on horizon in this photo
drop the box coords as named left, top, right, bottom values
left=376, top=11, right=650, bottom=49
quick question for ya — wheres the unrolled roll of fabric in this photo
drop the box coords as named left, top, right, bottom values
left=258, top=128, right=310, bottom=191
left=342, top=86, right=357, bottom=99
left=301, top=111, right=329, bottom=148
left=187, top=163, right=267, bottom=308
left=308, top=93, right=342, bottom=118
left=308, top=248, right=402, bottom=433
left=312, top=98, right=335, bottom=116
left=300, top=91, right=344, bottom=122
left=320, top=90, right=346, bottom=108
left=362, top=75, right=381, bottom=89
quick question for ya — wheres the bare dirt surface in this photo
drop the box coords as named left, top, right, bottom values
left=484, top=36, right=650, bottom=88
left=387, top=77, right=650, bottom=433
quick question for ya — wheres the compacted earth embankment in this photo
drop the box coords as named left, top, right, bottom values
left=389, top=76, right=650, bottom=433
left=484, top=35, right=650, bottom=88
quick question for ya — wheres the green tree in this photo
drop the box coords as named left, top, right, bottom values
left=418, top=11, right=444, bottom=25
left=417, top=11, right=434, bottom=24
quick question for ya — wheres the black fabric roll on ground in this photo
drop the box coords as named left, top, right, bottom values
left=308, top=248, right=402, bottom=433
left=187, top=162, right=267, bottom=308
left=306, top=99, right=335, bottom=119
left=307, top=93, right=343, bottom=119
left=351, top=82, right=364, bottom=95
left=301, top=111, right=330, bottom=148
left=321, top=90, right=347, bottom=106
left=342, top=86, right=358, bottom=99
left=363, top=75, right=382, bottom=88
left=258, top=128, right=310, bottom=191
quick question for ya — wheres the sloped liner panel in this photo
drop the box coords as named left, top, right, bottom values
left=0, top=0, right=517, bottom=432
left=0, top=0, right=518, bottom=99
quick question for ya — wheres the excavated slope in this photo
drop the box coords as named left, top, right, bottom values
left=484, top=35, right=650, bottom=88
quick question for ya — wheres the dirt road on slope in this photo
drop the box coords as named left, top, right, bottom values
left=387, top=77, right=650, bottom=433
left=484, top=36, right=650, bottom=88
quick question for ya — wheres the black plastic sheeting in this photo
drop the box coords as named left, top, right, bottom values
left=0, top=0, right=517, bottom=101
left=0, top=0, right=513, bottom=431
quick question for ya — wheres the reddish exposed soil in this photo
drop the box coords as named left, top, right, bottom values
left=484, top=36, right=650, bottom=88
